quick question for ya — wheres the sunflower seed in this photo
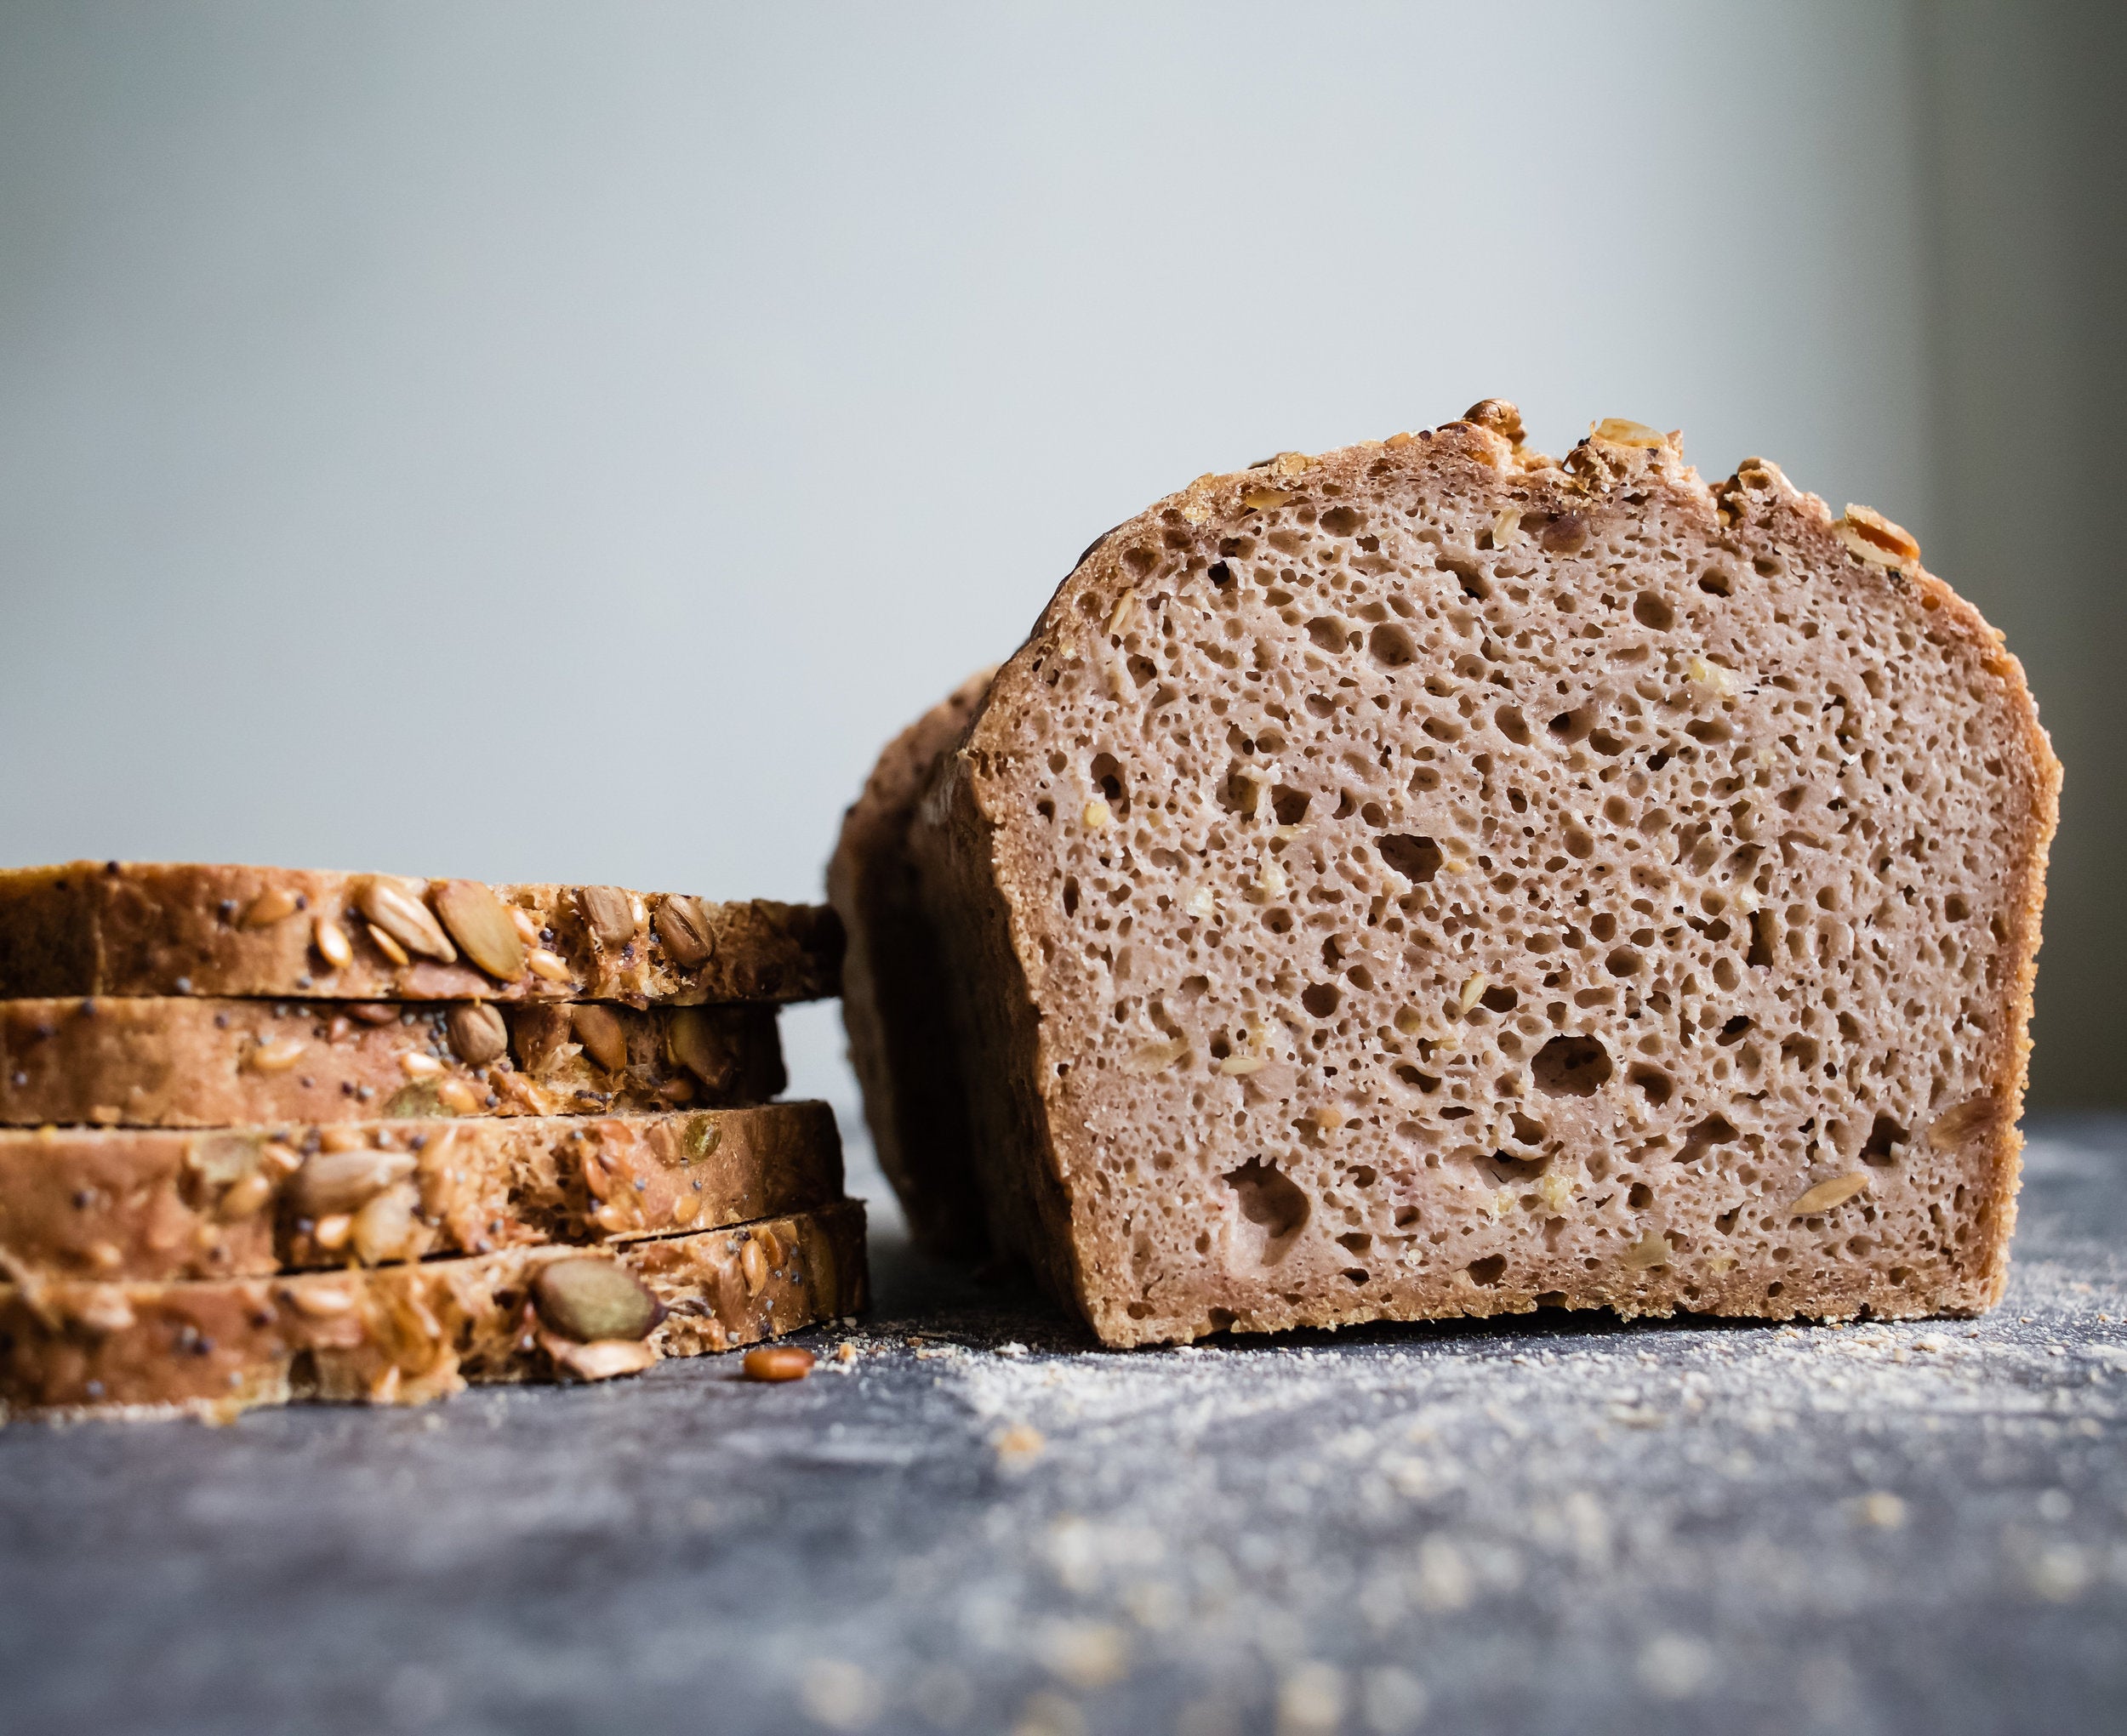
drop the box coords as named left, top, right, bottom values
left=240, top=887, right=299, bottom=929
left=432, top=879, right=527, bottom=980
left=356, top=879, right=457, bottom=964
left=577, top=885, right=636, bottom=948
left=570, top=1005, right=630, bottom=1072
left=446, top=1003, right=509, bottom=1066
left=653, top=896, right=715, bottom=969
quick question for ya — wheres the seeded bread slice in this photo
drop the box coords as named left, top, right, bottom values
left=0, top=1103, right=841, bottom=1283
left=0, top=863, right=841, bottom=1005
left=0, top=997, right=782, bottom=1128
left=828, top=668, right=996, bottom=1257
left=0, top=1198, right=865, bottom=1417
left=905, top=404, right=2061, bottom=1346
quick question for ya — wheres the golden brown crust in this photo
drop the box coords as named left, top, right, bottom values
left=0, top=1104, right=841, bottom=1283
left=0, top=863, right=841, bottom=1005
left=0, top=997, right=784, bottom=1128
left=827, top=669, right=995, bottom=1256
left=913, top=411, right=2061, bottom=1346
left=0, top=1199, right=867, bottom=1417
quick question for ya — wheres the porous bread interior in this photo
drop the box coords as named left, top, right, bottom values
left=937, top=415, right=2057, bottom=1346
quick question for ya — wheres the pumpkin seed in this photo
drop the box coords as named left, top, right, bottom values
left=531, top=1258, right=661, bottom=1342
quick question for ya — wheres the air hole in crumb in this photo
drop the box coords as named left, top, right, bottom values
left=1271, top=785, right=1311, bottom=826
left=1208, top=561, right=1235, bottom=589
left=1627, top=1183, right=1655, bottom=1210
left=1379, top=834, right=1443, bottom=883
left=1717, top=1016, right=1752, bottom=1045
left=1632, top=592, right=1675, bottom=630
left=1466, top=1255, right=1507, bottom=1287
left=1677, top=1116, right=1739, bottom=1165
left=1223, top=1158, right=1310, bottom=1252
left=1628, top=1065, right=1673, bottom=1105
left=1368, top=623, right=1418, bottom=669
left=1062, top=877, right=1080, bottom=918
left=1699, top=570, right=1734, bottom=597
left=1747, top=911, right=1777, bottom=968
left=1436, top=555, right=1491, bottom=602
left=1531, top=1035, right=1612, bottom=1097
left=1301, top=982, right=1342, bottom=1019
left=1495, top=705, right=1531, bottom=745
left=1089, top=753, right=1128, bottom=814
left=1307, top=616, right=1352, bottom=653
left=1862, top=1113, right=1908, bottom=1165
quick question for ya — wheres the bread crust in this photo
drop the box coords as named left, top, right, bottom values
left=0, top=863, right=841, bottom=1005
left=828, top=669, right=995, bottom=1255
left=912, top=413, right=2061, bottom=1345
left=0, top=997, right=784, bottom=1128
left=0, top=1198, right=866, bottom=1417
left=0, top=1103, right=841, bottom=1283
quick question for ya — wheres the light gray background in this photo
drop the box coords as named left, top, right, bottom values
left=0, top=3, right=2118, bottom=1105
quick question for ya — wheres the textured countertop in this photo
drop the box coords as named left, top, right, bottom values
left=2, top=1117, right=2123, bottom=1736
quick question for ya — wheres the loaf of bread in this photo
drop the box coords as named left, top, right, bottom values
left=829, top=667, right=995, bottom=1256
left=0, top=997, right=782, bottom=1127
left=0, top=1103, right=840, bottom=1282
left=0, top=863, right=841, bottom=1005
left=0, top=1198, right=864, bottom=1416
left=884, top=405, right=2060, bottom=1345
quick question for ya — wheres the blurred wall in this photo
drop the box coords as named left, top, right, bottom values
left=1914, top=2, right=2127, bottom=1105
left=0, top=3, right=2107, bottom=1105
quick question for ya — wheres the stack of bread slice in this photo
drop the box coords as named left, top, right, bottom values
left=0, top=863, right=864, bottom=1419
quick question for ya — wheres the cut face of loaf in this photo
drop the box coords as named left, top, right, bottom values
left=0, top=863, right=841, bottom=1005
left=0, top=1199, right=866, bottom=1417
left=829, top=666, right=996, bottom=1256
left=0, top=1104, right=841, bottom=1282
left=0, top=998, right=784, bottom=1127
left=910, top=406, right=2060, bottom=1346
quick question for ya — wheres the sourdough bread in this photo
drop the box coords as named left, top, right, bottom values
left=905, top=405, right=2060, bottom=1346
left=0, top=1103, right=841, bottom=1282
left=0, top=1198, right=865, bottom=1416
left=0, top=997, right=783, bottom=1127
left=0, top=863, right=841, bottom=1005
left=829, top=668, right=995, bottom=1255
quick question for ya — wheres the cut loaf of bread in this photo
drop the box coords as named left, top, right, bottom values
left=0, top=1198, right=865, bottom=1417
left=829, top=666, right=995, bottom=1256
left=0, top=997, right=782, bottom=1128
left=0, top=863, right=841, bottom=1005
left=0, top=1103, right=841, bottom=1282
left=897, top=403, right=2060, bottom=1346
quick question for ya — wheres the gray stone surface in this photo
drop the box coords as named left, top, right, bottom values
left=2, top=1117, right=2124, bottom=1736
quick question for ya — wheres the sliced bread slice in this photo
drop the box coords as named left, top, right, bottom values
left=0, top=1198, right=864, bottom=1417
left=904, top=405, right=2059, bottom=1345
left=0, top=1103, right=841, bottom=1282
left=0, top=863, right=841, bottom=1005
left=0, top=997, right=783, bottom=1128
left=829, top=667, right=995, bottom=1255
